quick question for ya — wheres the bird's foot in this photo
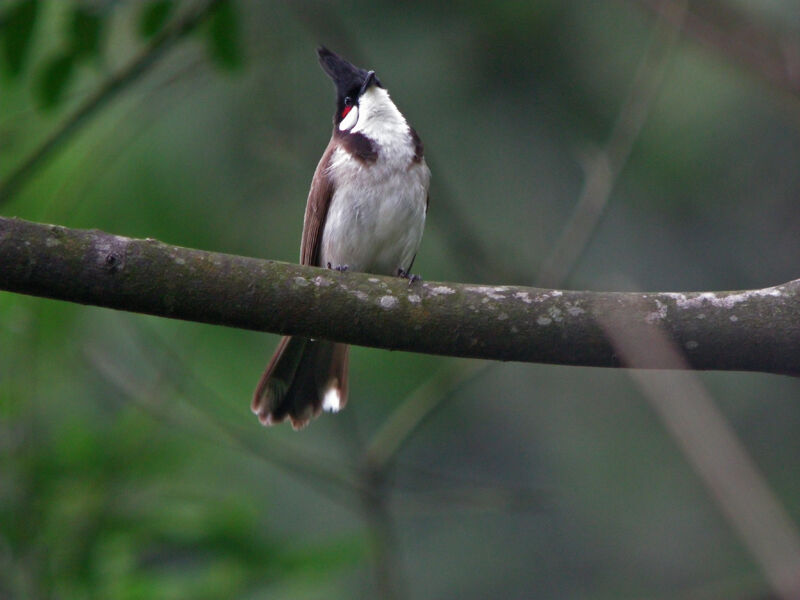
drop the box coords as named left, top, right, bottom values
left=327, top=263, right=349, bottom=272
left=397, top=268, right=421, bottom=285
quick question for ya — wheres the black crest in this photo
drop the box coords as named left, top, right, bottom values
left=317, top=46, right=382, bottom=123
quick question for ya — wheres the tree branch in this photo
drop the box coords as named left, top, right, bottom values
left=1, top=215, right=799, bottom=375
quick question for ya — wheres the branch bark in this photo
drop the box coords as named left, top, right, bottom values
left=1, top=216, right=799, bottom=375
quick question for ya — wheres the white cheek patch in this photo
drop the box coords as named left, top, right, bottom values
left=339, top=105, right=359, bottom=131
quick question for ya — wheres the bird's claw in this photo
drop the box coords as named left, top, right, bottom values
left=397, top=268, right=421, bottom=285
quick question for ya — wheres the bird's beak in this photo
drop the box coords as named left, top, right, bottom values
left=359, top=71, right=376, bottom=97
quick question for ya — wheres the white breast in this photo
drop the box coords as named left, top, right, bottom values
left=321, top=87, right=430, bottom=275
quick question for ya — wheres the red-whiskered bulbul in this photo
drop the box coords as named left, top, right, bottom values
left=251, top=47, right=430, bottom=429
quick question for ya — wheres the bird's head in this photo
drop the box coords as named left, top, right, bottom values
left=317, top=46, right=385, bottom=132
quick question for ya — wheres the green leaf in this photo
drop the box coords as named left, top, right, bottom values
left=36, top=52, right=75, bottom=109
left=207, top=0, right=243, bottom=71
left=0, top=0, right=39, bottom=77
left=138, top=0, right=174, bottom=39
left=69, top=5, right=103, bottom=58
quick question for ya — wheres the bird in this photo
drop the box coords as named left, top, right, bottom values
left=251, top=47, right=431, bottom=429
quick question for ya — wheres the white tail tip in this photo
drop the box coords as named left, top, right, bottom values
left=322, top=387, right=342, bottom=413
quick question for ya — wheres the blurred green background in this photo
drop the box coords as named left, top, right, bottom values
left=2, top=0, right=800, bottom=598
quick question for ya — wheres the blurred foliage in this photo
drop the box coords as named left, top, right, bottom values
left=2, top=0, right=800, bottom=598
left=0, top=0, right=240, bottom=111
left=205, top=0, right=242, bottom=70
left=0, top=0, right=38, bottom=77
left=138, top=1, right=174, bottom=40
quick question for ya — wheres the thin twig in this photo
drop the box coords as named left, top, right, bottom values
left=599, top=300, right=800, bottom=600
left=360, top=468, right=405, bottom=600
left=536, top=0, right=687, bottom=288
left=634, top=0, right=800, bottom=125
left=364, top=361, right=486, bottom=471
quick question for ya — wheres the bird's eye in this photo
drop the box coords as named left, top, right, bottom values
left=341, top=97, right=355, bottom=119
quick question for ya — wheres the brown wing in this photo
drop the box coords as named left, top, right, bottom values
left=253, top=136, right=348, bottom=429
left=300, top=137, right=337, bottom=266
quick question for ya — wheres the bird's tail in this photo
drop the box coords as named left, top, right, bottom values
left=252, top=336, right=349, bottom=429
